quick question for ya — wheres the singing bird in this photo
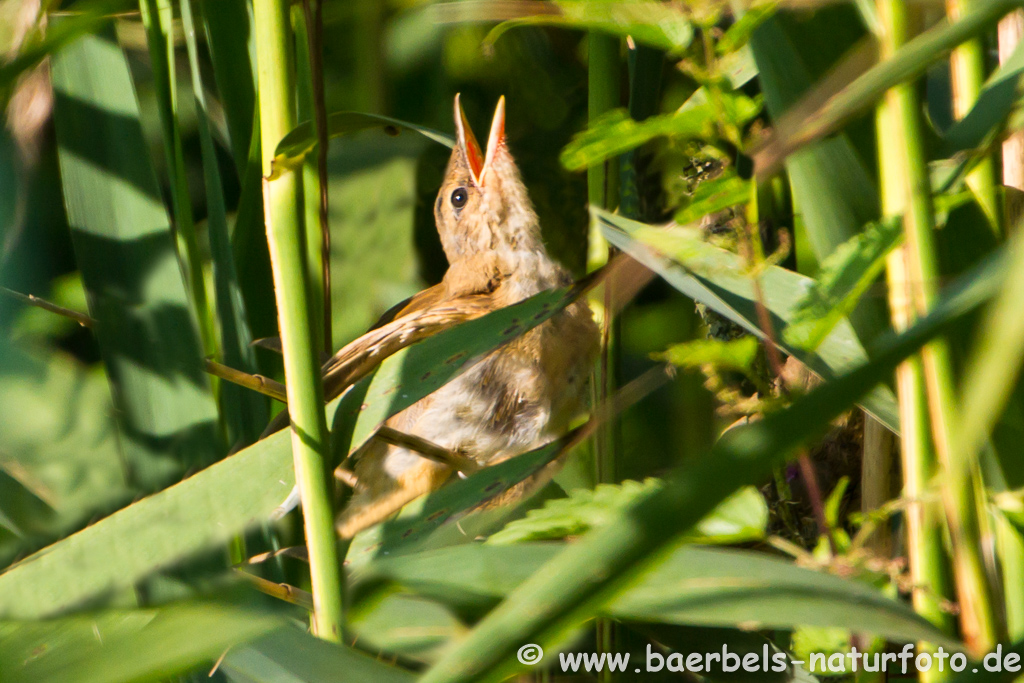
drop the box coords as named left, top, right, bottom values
left=331, top=95, right=599, bottom=538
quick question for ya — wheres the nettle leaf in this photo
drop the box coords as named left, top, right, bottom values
left=560, top=94, right=761, bottom=172
left=717, top=5, right=776, bottom=55
left=674, top=172, right=752, bottom=225
left=784, top=218, right=903, bottom=351
left=660, top=336, right=761, bottom=374
left=487, top=481, right=767, bottom=545
left=483, top=1, right=694, bottom=55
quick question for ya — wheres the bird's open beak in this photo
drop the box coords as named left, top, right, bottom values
left=454, top=94, right=506, bottom=186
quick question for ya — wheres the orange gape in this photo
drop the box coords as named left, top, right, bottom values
left=332, top=95, right=599, bottom=538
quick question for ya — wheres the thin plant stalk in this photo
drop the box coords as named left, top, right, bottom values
left=253, top=0, right=343, bottom=642
left=138, top=0, right=217, bottom=360
left=293, top=6, right=325, bottom=351
left=875, top=6, right=955, bottom=658
left=860, top=417, right=893, bottom=557
left=878, top=0, right=1001, bottom=656
left=302, top=0, right=332, bottom=352
left=1001, top=11, right=1024, bottom=226
left=948, top=0, right=1001, bottom=235
left=587, top=33, right=620, bottom=272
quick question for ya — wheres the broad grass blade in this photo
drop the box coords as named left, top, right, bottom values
left=51, top=29, right=220, bottom=488
left=598, top=210, right=900, bottom=432
left=0, top=601, right=281, bottom=683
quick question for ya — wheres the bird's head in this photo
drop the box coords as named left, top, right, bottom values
left=433, top=94, right=542, bottom=266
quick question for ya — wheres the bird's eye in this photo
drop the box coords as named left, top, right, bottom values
left=450, top=187, right=468, bottom=209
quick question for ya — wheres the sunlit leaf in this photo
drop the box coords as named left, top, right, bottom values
left=674, top=173, right=752, bottom=225
left=486, top=481, right=767, bottom=545
left=598, top=210, right=900, bottom=432
left=660, top=337, right=761, bottom=374
left=481, top=1, right=694, bottom=55
left=561, top=94, right=761, bottom=172
left=784, top=218, right=903, bottom=351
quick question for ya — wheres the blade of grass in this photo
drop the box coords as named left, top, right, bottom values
left=138, top=0, right=217, bottom=360
left=253, top=0, right=342, bottom=642
left=357, top=544, right=954, bottom=646
left=783, top=217, right=904, bottom=352
left=941, top=36, right=1024, bottom=157
left=598, top=210, right=900, bottom=432
left=180, top=0, right=267, bottom=449
left=749, top=11, right=885, bottom=344
left=200, top=0, right=280, bottom=365
left=418, top=246, right=1007, bottom=683
left=0, top=601, right=282, bottom=683
left=199, top=0, right=257, bottom=176
left=50, top=28, right=220, bottom=489
left=223, top=624, right=415, bottom=682
left=954, top=229, right=1024, bottom=505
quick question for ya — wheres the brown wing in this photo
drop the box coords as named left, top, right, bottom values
left=365, top=283, right=448, bottom=331
left=321, top=286, right=499, bottom=401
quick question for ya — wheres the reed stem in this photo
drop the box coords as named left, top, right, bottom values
left=253, top=0, right=343, bottom=641
left=878, top=0, right=1000, bottom=656
left=874, top=8, right=955, bottom=661
left=948, top=0, right=1001, bottom=235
